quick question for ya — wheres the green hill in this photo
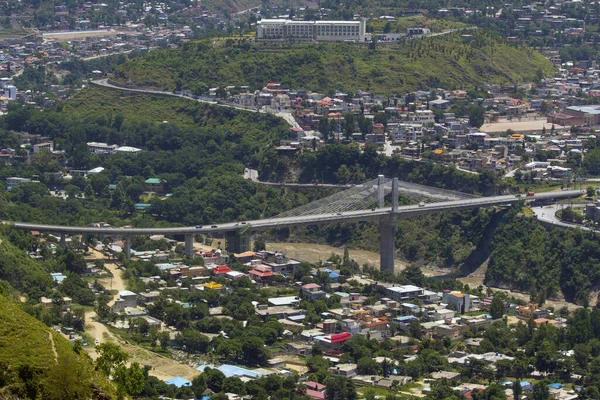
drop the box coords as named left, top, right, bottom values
left=0, top=291, right=115, bottom=399
left=114, top=30, right=554, bottom=94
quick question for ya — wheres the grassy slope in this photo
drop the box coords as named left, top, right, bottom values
left=63, top=85, right=198, bottom=127
left=0, top=293, right=115, bottom=398
left=369, top=16, right=470, bottom=33
left=114, top=30, right=554, bottom=94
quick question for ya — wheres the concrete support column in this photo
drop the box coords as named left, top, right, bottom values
left=379, top=217, right=397, bottom=274
left=124, top=235, right=131, bottom=260
left=60, top=233, right=66, bottom=250
left=391, top=177, right=399, bottom=212
left=377, top=174, right=385, bottom=209
left=185, top=233, right=194, bottom=259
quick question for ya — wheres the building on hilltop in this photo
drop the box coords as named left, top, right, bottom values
left=256, top=19, right=367, bottom=42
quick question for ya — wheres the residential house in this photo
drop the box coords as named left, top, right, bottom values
left=329, top=362, right=357, bottom=378
left=302, top=283, right=327, bottom=300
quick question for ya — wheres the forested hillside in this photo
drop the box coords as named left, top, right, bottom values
left=114, top=30, right=553, bottom=94
left=486, top=208, right=600, bottom=306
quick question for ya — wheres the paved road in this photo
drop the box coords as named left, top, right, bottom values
left=3, top=190, right=582, bottom=236
left=532, top=204, right=599, bottom=232
left=92, top=79, right=257, bottom=113
left=91, top=79, right=309, bottom=131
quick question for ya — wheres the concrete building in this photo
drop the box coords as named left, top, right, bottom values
left=386, top=285, right=424, bottom=301
left=33, top=142, right=54, bottom=153
left=442, top=291, right=472, bottom=314
left=87, top=142, right=117, bottom=155
left=113, top=290, right=138, bottom=312
left=6, top=177, right=33, bottom=189
left=257, top=19, right=366, bottom=42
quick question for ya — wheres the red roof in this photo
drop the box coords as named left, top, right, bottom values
left=249, top=269, right=274, bottom=278
left=306, top=389, right=326, bottom=400
left=213, top=265, right=232, bottom=275
left=330, top=332, right=351, bottom=343
left=305, top=381, right=326, bottom=391
left=302, top=283, right=321, bottom=290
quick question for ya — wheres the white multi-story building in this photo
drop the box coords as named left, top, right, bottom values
left=87, top=142, right=118, bottom=155
left=257, top=19, right=367, bottom=42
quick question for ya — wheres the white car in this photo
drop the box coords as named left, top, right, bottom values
left=95, top=338, right=100, bottom=344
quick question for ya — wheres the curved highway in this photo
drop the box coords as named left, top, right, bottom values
left=2, top=190, right=582, bottom=236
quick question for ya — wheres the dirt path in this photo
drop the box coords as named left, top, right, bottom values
left=83, top=252, right=200, bottom=380
left=48, top=332, right=58, bottom=364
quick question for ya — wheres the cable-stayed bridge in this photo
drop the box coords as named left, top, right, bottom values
left=2, top=176, right=580, bottom=272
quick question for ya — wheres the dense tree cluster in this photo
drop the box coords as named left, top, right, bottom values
left=486, top=207, right=600, bottom=305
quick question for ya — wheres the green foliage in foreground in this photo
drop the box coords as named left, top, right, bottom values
left=486, top=207, right=600, bottom=305
left=0, top=291, right=115, bottom=399
left=114, top=30, right=553, bottom=94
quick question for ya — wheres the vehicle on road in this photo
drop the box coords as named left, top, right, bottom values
left=95, top=338, right=100, bottom=344
left=195, top=225, right=203, bottom=229
left=527, top=192, right=535, bottom=196
left=419, top=202, right=425, bottom=207
left=211, top=225, right=218, bottom=228
left=241, top=221, right=247, bottom=225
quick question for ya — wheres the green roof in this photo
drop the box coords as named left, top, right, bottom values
left=145, top=178, right=162, bottom=184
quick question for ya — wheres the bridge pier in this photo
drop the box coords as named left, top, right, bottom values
left=60, top=233, right=66, bottom=250
left=379, top=217, right=397, bottom=274
left=225, top=229, right=251, bottom=254
left=184, top=233, right=194, bottom=259
left=124, top=235, right=131, bottom=259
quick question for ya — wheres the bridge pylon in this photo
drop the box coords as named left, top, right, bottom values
left=380, top=177, right=399, bottom=274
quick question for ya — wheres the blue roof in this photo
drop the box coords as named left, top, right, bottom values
left=548, top=383, right=563, bottom=389
left=329, top=272, right=340, bottom=279
left=165, top=376, right=191, bottom=388
left=217, top=364, right=262, bottom=378
left=394, top=315, right=418, bottom=322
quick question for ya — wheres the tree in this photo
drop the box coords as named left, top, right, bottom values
left=318, top=117, right=329, bottom=141
left=241, top=336, right=269, bottom=366
left=357, top=356, right=381, bottom=375
left=253, top=239, right=265, bottom=252
left=469, top=105, right=486, bottom=128
left=325, top=376, right=357, bottom=400
left=513, top=380, right=522, bottom=399
left=43, top=354, right=93, bottom=400
left=531, top=380, right=551, bottom=400
left=95, top=342, right=129, bottom=377
left=587, top=186, right=596, bottom=198
left=475, top=383, right=507, bottom=400
left=158, top=330, right=170, bottom=351
left=489, top=297, right=505, bottom=320
left=177, top=329, right=209, bottom=353
left=115, top=362, right=145, bottom=397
